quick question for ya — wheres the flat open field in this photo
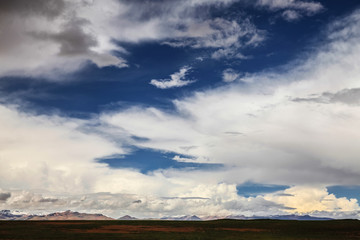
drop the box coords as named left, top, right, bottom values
left=1, top=219, right=360, bottom=240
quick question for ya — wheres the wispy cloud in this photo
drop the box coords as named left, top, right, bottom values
left=254, top=0, right=324, bottom=21
left=255, top=0, right=323, bottom=13
left=164, top=18, right=265, bottom=60
left=150, top=66, right=195, bottom=89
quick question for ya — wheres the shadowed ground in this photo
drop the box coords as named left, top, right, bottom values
left=0, top=219, right=360, bottom=239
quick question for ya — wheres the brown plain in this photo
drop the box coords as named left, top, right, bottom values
left=69, top=224, right=267, bottom=234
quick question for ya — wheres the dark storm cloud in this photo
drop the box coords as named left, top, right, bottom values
left=0, top=0, right=66, bottom=18
left=54, top=22, right=97, bottom=56
left=0, top=0, right=124, bottom=77
left=31, top=18, right=98, bottom=56
left=0, top=0, right=65, bottom=53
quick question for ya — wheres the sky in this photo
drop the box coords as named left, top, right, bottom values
left=1, top=0, right=360, bottom=219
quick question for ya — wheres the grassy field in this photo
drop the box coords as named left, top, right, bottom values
left=0, top=219, right=360, bottom=240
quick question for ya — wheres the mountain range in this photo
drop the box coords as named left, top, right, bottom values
left=0, top=210, right=113, bottom=220
left=0, top=210, right=333, bottom=221
left=224, top=214, right=333, bottom=221
left=159, top=214, right=332, bottom=221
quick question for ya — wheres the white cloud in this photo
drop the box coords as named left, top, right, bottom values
left=150, top=66, right=195, bottom=89
left=264, top=186, right=360, bottom=215
left=0, top=103, right=122, bottom=193
left=222, top=68, right=241, bottom=82
left=0, top=184, right=292, bottom=218
left=1, top=90, right=360, bottom=218
left=282, top=9, right=302, bottom=21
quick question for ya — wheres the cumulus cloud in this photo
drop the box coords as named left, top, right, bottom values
left=0, top=103, right=123, bottom=193
left=2, top=185, right=358, bottom=219
left=150, top=66, right=194, bottom=89
left=264, top=186, right=360, bottom=215
left=0, top=185, right=292, bottom=218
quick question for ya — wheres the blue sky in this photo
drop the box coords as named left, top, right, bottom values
left=0, top=0, right=360, bottom=219
left=98, top=148, right=224, bottom=174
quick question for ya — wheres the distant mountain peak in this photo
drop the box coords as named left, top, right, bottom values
left=161, top=215, right=202, bottom=221
left=118, top=215, right=138, bottom=220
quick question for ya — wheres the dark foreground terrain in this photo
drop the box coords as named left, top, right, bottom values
left=0, top=219, right=360, bottom=240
